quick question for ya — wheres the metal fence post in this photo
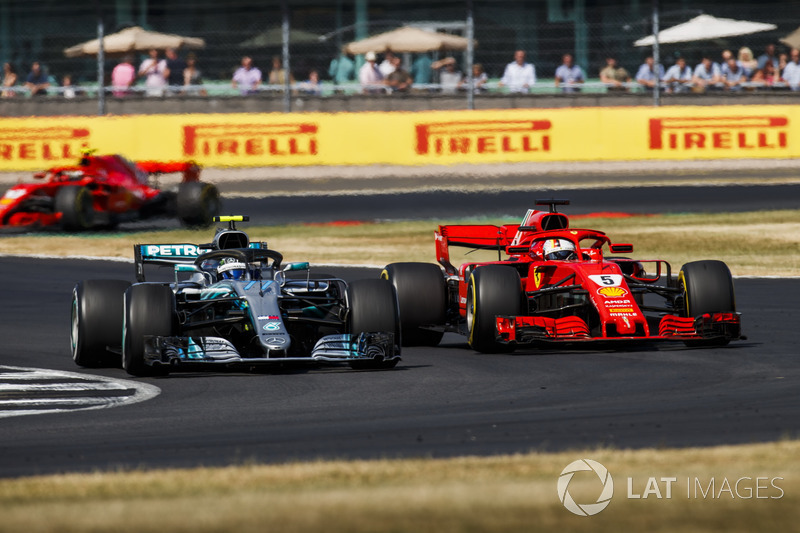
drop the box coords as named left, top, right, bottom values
left=466, top=0, right=474, bottom=110
left=97, top=17, right=105, bottom=116
left=282, top=0, right=291, bottom=113
left=652, top=0, right=660, bottom=107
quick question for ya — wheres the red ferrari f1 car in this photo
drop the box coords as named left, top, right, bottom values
left=0, top=151, right=220, bottom=230
left=381, top=199, right=743, bottom=352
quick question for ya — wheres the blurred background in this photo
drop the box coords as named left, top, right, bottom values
left=1, top=0, right=797, bottom=95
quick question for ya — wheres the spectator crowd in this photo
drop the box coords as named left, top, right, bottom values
left=3, top=42, right=800, bottom=99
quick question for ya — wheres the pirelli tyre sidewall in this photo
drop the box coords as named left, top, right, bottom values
left=381, top=262, right=446, bottom=347
left=71, top=279, right=131, bottom=367
left=123, top=284, right=176, bottom=376
left=346, top=278, right=400, bottom=369
left=467, top=265, right=522, bottom=353
left=678, top=259, right=736, bottom=347
left=55, top=185, right=95, bottom=231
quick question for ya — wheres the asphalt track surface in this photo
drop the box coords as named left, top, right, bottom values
left=220, top=183, right=800, bottom=225
left=1, top=257, right=798, bottom=478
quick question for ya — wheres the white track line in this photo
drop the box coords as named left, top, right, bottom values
left=0, top=366, right=160, bottom=419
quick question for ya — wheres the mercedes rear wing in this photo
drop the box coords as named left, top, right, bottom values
left=134, top=241, right=267, bottom=282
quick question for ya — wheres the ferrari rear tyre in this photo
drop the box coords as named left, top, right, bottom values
left=177, top=182, right=220, bottom=227
left=381, top=262, right=446, bottom=347
left=347, top=279, right=400, bottom=369
left=123, top=284, right=176, bottom=376
left=679, top=260, right=736, bottom=347
left=55, top=186, right=94, bottom=231
left=467, top=265, right=523, bottom=353
left=71, top=280, right=131, bottom=367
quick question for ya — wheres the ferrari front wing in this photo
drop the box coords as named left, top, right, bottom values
left=495, top=312, right=742, bottom=344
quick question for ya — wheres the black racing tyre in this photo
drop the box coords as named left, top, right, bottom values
left=123, top=284, right=176, bottom=376
left=347, top=278, right=400, bottom=369
left=467, top=265, right=523, bottom=353
left=177, top=182, right=220, bottom=227
left=54, top=186, right=94, bottom=231
left=679, top=260, right=736, bottom=316
left=679, top=260, right=736, bottom=347
left=381, top=262, right=446, bottom=347
left=71, top=280, right=131, bottom=368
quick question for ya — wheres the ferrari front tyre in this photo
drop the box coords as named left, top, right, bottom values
left=55, top=186, right=94, bottom=231
left=381, top=262, right=446, bottom=346
left=346, top=279, right=400, bottom=369
left=123, top=284, right=176, bottom=376
left=679, top=260, right=736, bottom=347
left=71, top=279, right=131, bottom=368
left=467, top=265, right=522, bottom=354
left=177, top=182, right=220, bottom=227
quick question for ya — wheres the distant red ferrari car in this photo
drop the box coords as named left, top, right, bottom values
left=382, top=199, right=743, bottom=352
left=0, top=151, right=220, bottom=230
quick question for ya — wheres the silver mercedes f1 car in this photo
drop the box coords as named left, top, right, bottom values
left=71, top=216, right=400, bottom=376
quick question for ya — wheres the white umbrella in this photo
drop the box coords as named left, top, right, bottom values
left=345, top=26, right=472, bottom=55
left=634, top=14, right=776, bottom=47
left=64, top=26, right=205, bottom=57
left=780, top=26, right=800, bottom=50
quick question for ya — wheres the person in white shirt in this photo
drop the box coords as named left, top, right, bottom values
left=138, top=48, right=168, bottom=97
left=378, top=50, right=397, bottom=78
left=554, top=53, right=584, bottom=93
left=359, top=51, right=384, bottom=93
left=635, top=56, right=664, bottom=90
left=692, top=55, right=721, bottom=91
left=499, top=50, right=536, bottom=93
left=662, top=57, right=692, bottom=93
left=782, top=48, right=800, bottom=91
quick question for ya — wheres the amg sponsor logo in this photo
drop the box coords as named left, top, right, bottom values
left=648, top=116, right=788, bottom=151
left=0, top=127, right=90, bottom=161
left=415, top=119, right=551, bottom=156
left=182, top=123, right=318, bottom=158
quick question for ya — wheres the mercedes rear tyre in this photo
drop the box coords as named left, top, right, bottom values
left=123, top=284, right=176, bottom=376
left=55, top=186, right=94, bottom=231
left=71, top=280, right=131, bottom=367
left=347, top=278, right=400, bottom=369
left=177, top=182, right=220, bottom=227
left=679, top=260, right=736, bottom=347
left=467, top=265, right=523, bottom=354
left=381, top=262, right=446, bottom=347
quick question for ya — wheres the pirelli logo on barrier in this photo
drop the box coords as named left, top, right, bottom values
left=415, top=120, right=552, bottom=156
left=648, top=116, right=788, bottom=152
left=182, top=123, right=318, bottom=158
left=0, top=127, right=90, bottom=162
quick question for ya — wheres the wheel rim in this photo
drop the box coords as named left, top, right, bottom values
left=466, top=281, right=476, bottom=342
left=70, top=294, right=79, bottom=361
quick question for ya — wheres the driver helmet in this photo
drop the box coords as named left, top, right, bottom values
left=218, top=257, right=247, bottom=280
left=543, top=238, right=577, bottom=261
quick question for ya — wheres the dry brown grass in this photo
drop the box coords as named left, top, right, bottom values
left=0, top=440, right=797, bottom=533
left=1, top=210, right=799, bottom=276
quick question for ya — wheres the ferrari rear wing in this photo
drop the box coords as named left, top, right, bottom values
left=136, top=160, right=201, bottom=182
left=435, top=224, right=520, bottom=275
